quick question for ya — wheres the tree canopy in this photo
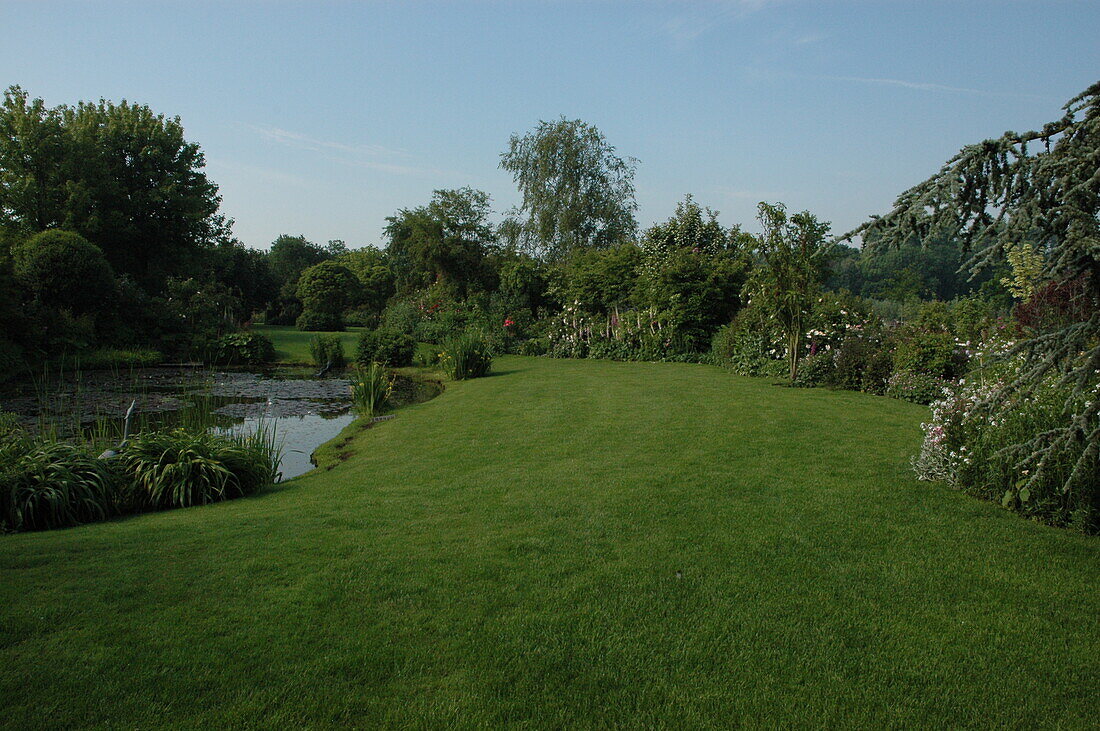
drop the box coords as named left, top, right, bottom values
left=846, top=81, right=1100, bottom=495
left=500, top=118, right=637, bottom=260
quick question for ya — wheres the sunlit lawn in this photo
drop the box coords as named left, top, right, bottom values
left=1, top=356, right=1097, bottom=727
left=255, top=324, right=365, bottom=364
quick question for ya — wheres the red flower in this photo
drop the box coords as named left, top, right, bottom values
left=503, top=318, right=515, bottom=328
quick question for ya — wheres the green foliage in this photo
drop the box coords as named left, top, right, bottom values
left=891, top=326, right=959, bottom=379
left=0, top=432, right=123, bottom=532
left=357, top=328, right=415, bottom=368
left=551, top=243, right=642, bottom=313
left=885, top=370, right=949, bottom=405
left=748, top=202, right=834, bottom=382
left=213, top=332, right=274, bottom=366
left=350, top=362, right=395, bottom=416
left=338, top=246, right=395, bottom=316
left=11, top=230, right=116, bottom=316
left=307, top=334, right=346, bottom=369
left=849, top=82, right=1100, bottom=500
left=0, top=86, right=222, bottom=291
left=295, top=260, right=360, bottom=331
left=295, top=310, right=342, bottom=332
left=70, top=347, right=162, bottom=370
left=916, top=372, right=1098, bottom=532
left=500, top=117, right=637, bottom=259
left=829, top=334, right=893, bottom=395
left=385, top=188, right=495, bottom=295
left=122, top=428, right=278, bottom=510
left=439, top=333, right=493, bottom=380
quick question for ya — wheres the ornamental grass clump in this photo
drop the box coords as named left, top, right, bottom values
left=439, top=333, right=493, bottom=380
left=122, top=427, right=279, bottom=510
left=351, top=363, right=395, bottom=416
left=1, top=438, right=123, bottom=532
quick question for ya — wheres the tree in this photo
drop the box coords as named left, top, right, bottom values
left=846, top=81, right=1100, bottom=497
left=384, top=187, right=495, bottom=295
left=0, top=86, right=223, bottom=291
left=11, top=230, right=115, bottom=316
left=749, top=202, right=833, bottom=382
left=338, top=247, right=395, bottom=316
left=500, top=118, right=637, bottom=259
left=552, top=243, right=642, bottom=314
left=295, top=261, right=360, bottom=331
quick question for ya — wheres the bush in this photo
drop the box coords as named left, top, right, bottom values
left=295, top=261, right=360, bottom=328
left=11, top=230, right=116, bottom=317
left=440, top=333, right=493, bottom=380
left=829, top=335, right=893, bottom=395
left=885, top=369, right=950, bottom=404
left=1, top=428, right=123, bottom=532
left=213, top=332, right=274, bottom=366
left=122, top=428, right=278, bottom=510
left=792, top=352, right=833, bottom=388
left=357, top=329, right=415, bottom=368
left=308, top=334, right=346, bottom=369
left=350, top=362, right=395, bottom=416
left=914, top=374, right=1098, bottom=533
left=892, top=326, right=960, bottom=379
left=296, top=310, right=344, bottom=332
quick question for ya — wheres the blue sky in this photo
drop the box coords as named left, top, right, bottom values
left=2, top=1, right=1097, bottom=250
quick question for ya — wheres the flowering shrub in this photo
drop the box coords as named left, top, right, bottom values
left=546, top=304, right=684, bottom=361
left=915, top=368, right=1099, bottom=533
left=885, top=369, right=950, bottom=404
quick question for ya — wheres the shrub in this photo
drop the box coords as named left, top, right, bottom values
left=357, top=329, right=415, bottom=367
left=792, top=352, right=833, bottom=388
left=213, top=332, right=274, bottom=366
left=122, top=427, right=279, bottom=510
left=295, top=261, right=361, bottom=329
left=350, top=363, right=395, bottom=416
left=0, top=435, right=123, bottom=532
left=517, top=337, right=549, bottom=356
left=308, top=334, right=346, bottom=369
left=829, top=335, right=893, bottom=395
left=11, top=230, right=116, bottom=317
left=914, top=373, right=1098, bottom=533
left=296, top=310, right=344, bottom=332
left=892, top=326, right=961, bottom=379
left=440, top=333, right=493, bottom=380
left=885, top=369, right=949, bottom=404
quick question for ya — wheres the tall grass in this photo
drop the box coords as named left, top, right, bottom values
left=123, top=426, right=279, bottom=510
left=351, top=362, right=395, bottom=416
left=1, top=417, right=124, bottom=531
left=439, top=333, right=493, bottom=380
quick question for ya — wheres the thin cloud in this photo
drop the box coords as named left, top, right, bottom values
left=658, top=0, right=778, bottom=45
left=248, top=124, right=454, bottom=177
left=821, top=75, right=1049, bottom=100
left=251, top=125, right=409, bottom=158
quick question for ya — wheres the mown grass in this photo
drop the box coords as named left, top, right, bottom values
left=254, top=324, right=365, bottom=364
left=0, top=356, right=1097, bottom=727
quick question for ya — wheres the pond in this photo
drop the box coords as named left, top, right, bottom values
left=0, top=366, right=440, bottom=481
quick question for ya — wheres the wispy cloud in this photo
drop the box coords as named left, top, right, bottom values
left=820, top=75, right=1049, bottom=100
left=248, top=124, right=453, bottom=177
left=658, top=0, right=779, bottom=45
left=251, top=125, right=408, bottom=158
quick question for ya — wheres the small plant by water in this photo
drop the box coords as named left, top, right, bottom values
left=350, top=363, right=395, bottom=416
left=309, top=335, right=346, bottom=369
left=439, top=334, right=493, bottom=380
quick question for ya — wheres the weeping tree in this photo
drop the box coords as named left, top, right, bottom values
left=500, top=118, right=638, bottom=260
left=750, top=202, right=833, bottom=383
left=845, top=81, right=1100, bottom=497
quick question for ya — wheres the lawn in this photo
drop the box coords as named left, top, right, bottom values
left=255, top=324, right=366, bottom=364
left=1, top=356, right=1097, bottom=727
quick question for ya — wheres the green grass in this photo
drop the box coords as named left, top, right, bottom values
left=1, top=356, right=1097, bottom=727
left=254, top=324, right=365, bottom=364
